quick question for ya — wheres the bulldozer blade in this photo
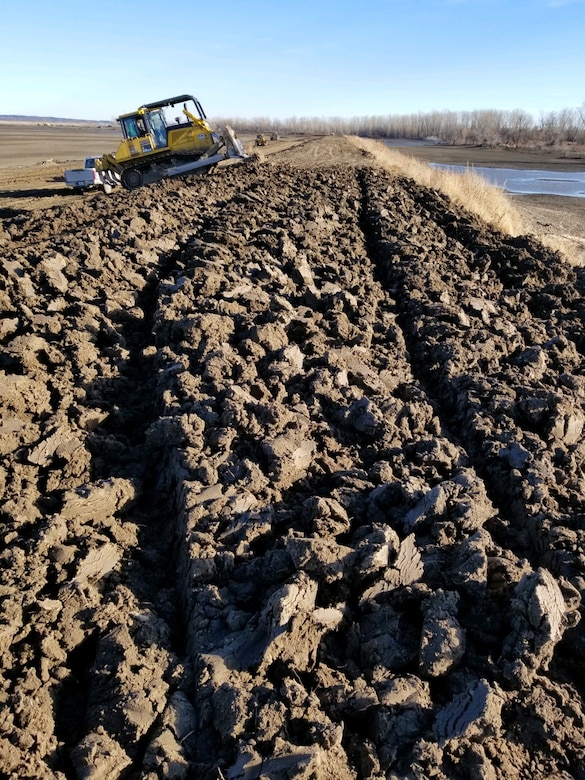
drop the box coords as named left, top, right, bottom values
left=165, top=153, right=227, bottom=178
left=222, top=125, right=248, bottom=159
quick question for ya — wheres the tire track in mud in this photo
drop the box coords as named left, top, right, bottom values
left=359, top=167, right=585, bottom=587
left=1, top=145, right=585, bottom=778
left=52, top=248, right=188, bottom=777
left=149, top=161, right=448, bottom=777
left=0, top=180, right=222, bottom=777
left=359, top=166, right=585, bottom=719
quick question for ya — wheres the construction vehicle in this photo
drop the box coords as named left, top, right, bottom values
left=255, top=134, right=267, bottom=147
left=65, top=95, right=247, bottom=192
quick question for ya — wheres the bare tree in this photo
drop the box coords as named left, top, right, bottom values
left=214, top=105, right=584, bottom=150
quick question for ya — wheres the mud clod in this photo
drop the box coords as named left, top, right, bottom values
left=1, top=137, right=585, bottom=778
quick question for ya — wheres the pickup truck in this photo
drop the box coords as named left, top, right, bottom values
left=63, top=156, right=103, bottom=190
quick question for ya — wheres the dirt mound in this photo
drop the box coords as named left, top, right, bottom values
left=1, top=138, right=584, bottom=779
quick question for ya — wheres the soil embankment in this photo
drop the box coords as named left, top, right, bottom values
left=1, top=136, right=585, bottom=779
left=382, top=141, right=585, bottom=261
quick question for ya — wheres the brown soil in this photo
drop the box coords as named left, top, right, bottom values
left=1, top=133, right=585, bottom=779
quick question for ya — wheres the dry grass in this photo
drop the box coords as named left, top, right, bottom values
left=539, top=234, right=585, bottom=265
left=348, top=136, right=526, bottom=236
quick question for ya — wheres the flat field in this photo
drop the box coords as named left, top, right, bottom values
left=0, top=121, right=120, bottom=169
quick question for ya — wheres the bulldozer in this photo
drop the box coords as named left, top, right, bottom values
left=93, top=94, right=247, bottom=191
left=254, top=134, right=267, bottom=147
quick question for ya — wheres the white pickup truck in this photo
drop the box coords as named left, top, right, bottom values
left=63, top=156, right=120, bottom=193
left=63, top=156, right=103, bottom=190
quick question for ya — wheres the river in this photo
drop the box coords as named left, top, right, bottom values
left=430, top=163, right=585, bottom=198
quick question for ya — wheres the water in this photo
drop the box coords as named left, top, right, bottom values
left=430, top=163, right=585, bottom=198
left=384, top=138, right=440, bottom=147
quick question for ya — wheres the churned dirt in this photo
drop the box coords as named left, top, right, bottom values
left=1, top=134, right=585, bottom=779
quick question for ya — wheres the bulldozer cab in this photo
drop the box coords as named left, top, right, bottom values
left=120, top=116, right=146, bottom=139
left=119, top=109, right=167, bottom=149
left=145, top=110, right=168, bottom=148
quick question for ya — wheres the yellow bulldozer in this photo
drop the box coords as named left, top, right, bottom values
left=91, top=94, right=247, bottom=191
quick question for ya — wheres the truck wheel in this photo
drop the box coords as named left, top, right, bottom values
left=121, top=168, right=143, bottom=190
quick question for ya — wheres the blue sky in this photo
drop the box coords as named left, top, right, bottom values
left=1, top=0, right=583, bottom=121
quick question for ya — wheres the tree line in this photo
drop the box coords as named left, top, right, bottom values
left=215, top=105, right=585, bottom=147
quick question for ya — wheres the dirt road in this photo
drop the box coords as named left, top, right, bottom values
left=1, top=136, right=584, bottom=779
